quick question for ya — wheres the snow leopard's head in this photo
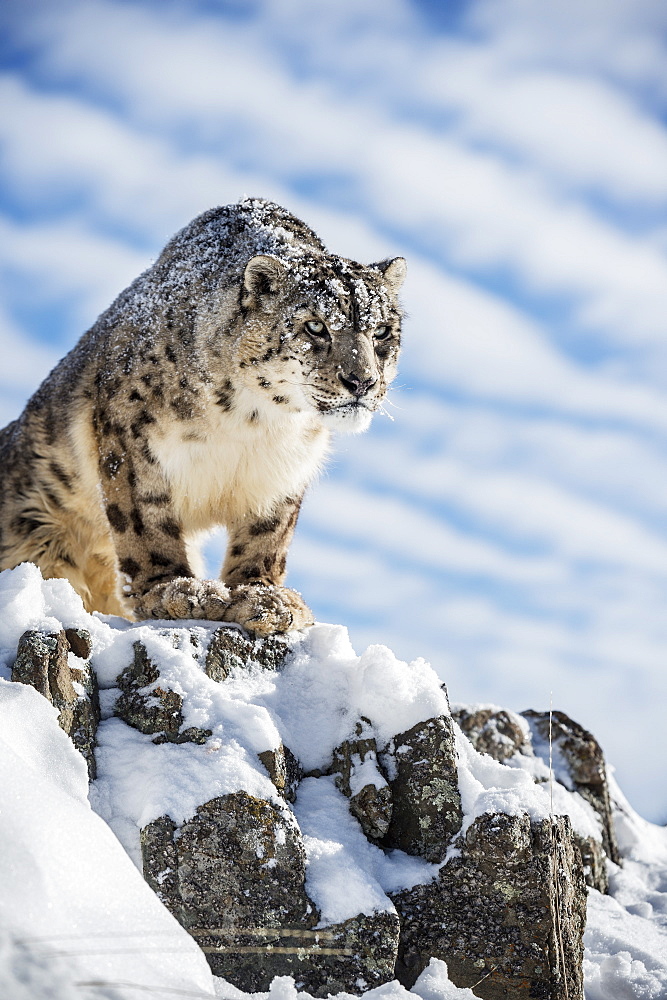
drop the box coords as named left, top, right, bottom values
left=237, top=250, right=406, bottom=433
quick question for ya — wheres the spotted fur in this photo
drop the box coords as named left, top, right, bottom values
left=0, top=198, right=406, bottom=634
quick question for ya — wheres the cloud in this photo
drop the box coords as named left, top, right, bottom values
left=7, top=0, right=667, bottom=355
left=401, top=259, right=667, bottom=424
left=467, top=0, right=667, bottom=99
left=397, top=395, right=667, bottom=517
left=0, top=74, right=281, bottom=240
left=422, top=53, right=667, bottom=203
left=0, top=212, right=150, bottom=331
left=300, top=479, right=566, bottom=584
left=334, top=436, right=667, bottom=574
left=0, top=306, right=60, bottom=424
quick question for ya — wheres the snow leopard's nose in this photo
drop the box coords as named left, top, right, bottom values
left=338, top=372, right=377, bottom=397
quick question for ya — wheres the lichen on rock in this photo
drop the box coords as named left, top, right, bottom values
left=140, top=789, right=398, bottom=996
left=453, top=705, right=531, bottom=763
left=114, top=640, right=211, bottom=745
left=331, top=718, right=392, bottom=840
left=204, top=625, right=293, bottom=681
left=380, top=715, right=462, bottom=862
left=522, top=709, right=620, bottom=865
left=258, top=743, right=302, bottom=803
left=392, top=812, right=587, bottom=999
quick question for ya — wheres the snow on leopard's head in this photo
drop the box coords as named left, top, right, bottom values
left=238, top=248, right=407, bottom=434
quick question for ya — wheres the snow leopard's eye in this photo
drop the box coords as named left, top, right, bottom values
left=305, top=320, right=328, bottom=338
left=374, top=326, right=391, bottom=341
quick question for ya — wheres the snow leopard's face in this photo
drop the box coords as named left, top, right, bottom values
left=238, top=252, right=406, bottom=433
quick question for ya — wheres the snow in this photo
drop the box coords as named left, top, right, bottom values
left=293, top=776, right=442, bottom=926
left=223, top=961, right=478, bottom=1000
left=454, top=723, right=603, bottom=842
left=0, top=564, right=665, bottom=999
left=0, top=678, right=216, bottom=1000
left=581, top=773, right=667, bottom=997
left=294, top=777, right=395, bottom=924
left=584, top=891, right=667, bottom=998
left=411, top=960, right=479, bottom=999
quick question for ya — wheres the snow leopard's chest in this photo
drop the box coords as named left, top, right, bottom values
left=150, top=404, right=329, bottom=530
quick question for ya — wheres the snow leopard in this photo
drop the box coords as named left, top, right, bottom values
left=0, top=198, right=406, bottom=635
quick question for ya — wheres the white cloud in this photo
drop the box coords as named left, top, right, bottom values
left=397, top=395, right=667, bottom=517
left=0, top=75, right=282, bottom=239
left=0, top=305, right=58, bottom=392
left=423, top=53, right=667, bottom=202
left=336, top=439, right=667, bottom=574
left=301, top=479, right=565, bottom=584
left=0, top=212, right=150, bottom=335
left=467, top=0, right=667, bottom=99
left=401, top=259, right=667, bottom=423
left=7, top=0, right=667, bottom=354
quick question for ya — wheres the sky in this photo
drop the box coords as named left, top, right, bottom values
left=1, top=0, right=667, bottom=822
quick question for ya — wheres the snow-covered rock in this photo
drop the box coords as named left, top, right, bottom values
left=1, top=563, right=666, bottom=999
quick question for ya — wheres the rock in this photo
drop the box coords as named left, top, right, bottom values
left=140, top=814, right=181, bottom=917
left=141, top=791, right=315, bottom=970
left=117, top=628, right=591, bottom=996
left=380, top=716, right=462, bottom=862
left=140, top=790, right=397, bottom=995
left=116, top=628, right=293, bottom=743
left=161, top=792, right=313, bottom=930
left=331, top=719, right=392, bottom=840
left=578, top=834, right=609, bottom=894
left=287, top=911, right=399, bottom=998
left=204, top=626, right=292, bottom=681
left=258, top=743, right=302, bottom=803
left=391, top=812, right=587, bottom=999
left=11, top=628, right=99, bottom=778
left=522, top=709, right=620, bottom=865
left=453, top=705, right=531, bottom=763
left=115, top=641, right=211, bottom=745
left=64, top=627, right=93, bottom=660
left=194, top=910, right=400, bottom=998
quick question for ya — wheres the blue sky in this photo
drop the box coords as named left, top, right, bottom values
left=2, top=0, right=667, bottom=821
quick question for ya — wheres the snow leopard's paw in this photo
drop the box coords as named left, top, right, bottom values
left=135, top=578, right=231, bottom=621
left=221, top=584, right=315, bottom=637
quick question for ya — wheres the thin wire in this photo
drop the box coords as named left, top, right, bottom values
left=75, top=981, right=227, bottom=999
left=550, top=692, right=570, bottom=1000
left=470, top=965, right=497, bottom=990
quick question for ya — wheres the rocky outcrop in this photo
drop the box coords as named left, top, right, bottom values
left=331, top=718, right=392, bottom=841
left=522, top=709, right=620, bottom=866
left=11, top=628, right=99, bottom=777
left=392, top=812, right=586, bottom=999
left=140, top=789, right=399, bottom=995
left=115, top=640, right=211, bottom=745
left=454, top=703, right=614, bottom=893
left=204, top=626, right=292, bottom=680
left=258, top=743, right=302, bottom=804
left=380, top=716, right=462, bottom=862
left=12, top=621, right=610, bottom=998
left=453, top=705, right=531, bottom=762
left=327, top=713, right=463, bottom=858
left=117, top=627, right=465, bottom=994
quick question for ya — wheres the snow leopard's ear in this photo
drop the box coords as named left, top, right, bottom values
left=242, top=255, right=285, bottom=308
left=372, top=257, right=407, bottom=293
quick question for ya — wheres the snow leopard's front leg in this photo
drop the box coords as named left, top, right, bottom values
left=220, top=496, right=314, bottom=636
left=98, top=436, right=231, bottom=621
